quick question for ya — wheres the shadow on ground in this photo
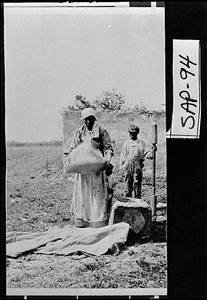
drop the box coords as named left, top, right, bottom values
left=126, top=219, right=167, bottom=246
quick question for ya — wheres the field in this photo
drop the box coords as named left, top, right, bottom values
left=6, top=141, right=167, bottom=292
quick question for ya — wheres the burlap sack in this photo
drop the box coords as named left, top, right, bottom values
left=64, top=143, right=107, bottom=174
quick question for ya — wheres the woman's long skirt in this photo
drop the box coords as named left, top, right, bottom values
left=70, top=171, right=109, bottom=228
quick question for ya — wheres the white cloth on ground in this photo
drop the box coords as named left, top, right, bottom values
left=6, top=222, right=130, bottom=258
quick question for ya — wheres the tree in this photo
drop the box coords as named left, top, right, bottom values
left=61, top=90, right=126, bottom=113
left=74, top=95, right=95, bottom=110
left=66, top=95, right=95, bottom=111
left=93, top=89, right=126, bottom=111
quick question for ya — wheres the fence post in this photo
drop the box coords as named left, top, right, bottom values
left=150, top=121, right=157, bottom=219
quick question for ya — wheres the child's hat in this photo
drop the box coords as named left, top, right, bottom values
left=128, top=125, right=139, bottom=133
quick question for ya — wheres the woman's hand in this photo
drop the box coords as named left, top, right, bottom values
left=105, top=163, right=113, bottom=176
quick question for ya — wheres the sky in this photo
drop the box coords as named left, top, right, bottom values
left=4, top=4, right=165, bottom=142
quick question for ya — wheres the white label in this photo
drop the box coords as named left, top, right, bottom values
left=166, top=39, right=201, bottom=139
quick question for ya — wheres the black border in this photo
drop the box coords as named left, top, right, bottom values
left=166, top=2, right=207, bottom=299
left=2, top=2, right=207, bottom=299
left=0, top=2, right=6, bottom=300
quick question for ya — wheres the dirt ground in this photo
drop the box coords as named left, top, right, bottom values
left=6, top=145, right=167, bottom=290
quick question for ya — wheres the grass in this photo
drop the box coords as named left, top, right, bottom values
left=6, top=143, right=167, bottom=290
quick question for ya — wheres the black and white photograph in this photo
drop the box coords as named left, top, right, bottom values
left=4, top=2, right=167, bottom=298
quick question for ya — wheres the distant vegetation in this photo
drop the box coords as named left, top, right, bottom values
left=61, top=89, right=165, bottom=116
left=63, top=89, right=126, bottom=112
left=7, top=140, right=63, bottom=147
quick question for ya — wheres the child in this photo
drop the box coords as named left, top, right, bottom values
left=120, top=125, right=153, bottom=198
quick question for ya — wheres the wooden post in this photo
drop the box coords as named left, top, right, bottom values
left=46, top=157, right=49, bottom=178
left=150, top=121, right=157, bottom=219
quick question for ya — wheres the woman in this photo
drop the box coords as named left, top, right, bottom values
left=67, top=107, right=114, bottom=228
